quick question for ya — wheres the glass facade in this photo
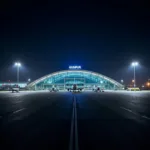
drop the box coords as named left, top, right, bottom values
left=0, top=82, right=27, bottom=88
left=27, top=70, right=123, bottom=90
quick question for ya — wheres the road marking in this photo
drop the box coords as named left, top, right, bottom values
left=69, top=96, right=79, bottom=150
left=120, top=107, right=138, bottom=116
left=69, top=99, right=75, bottom=150
left=120, top=107, right=137, bottom=114
left=142, top=115, right=150, bottom=120
left=120, top=107, right=150, bottom=120
left=74, top=96, right=79, bottom=150
left=13, top=108, right=26, bottom=114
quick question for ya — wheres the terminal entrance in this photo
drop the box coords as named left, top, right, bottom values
left=64, top=78, right=85, bottom=89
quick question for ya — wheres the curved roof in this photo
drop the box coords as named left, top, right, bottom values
left=27, top=70, right=123, bottom=88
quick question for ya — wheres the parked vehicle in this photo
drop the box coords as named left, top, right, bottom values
left=12, top=85, right=19, bottom=93
left=127, top=87, right=140, bottom=91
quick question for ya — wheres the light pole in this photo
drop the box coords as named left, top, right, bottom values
left=121, top=79, right=124, bottom=84
left=27, top=78, right=31, bottom=85
left=28, top=78, right=31, bottom=84
left=15, top=62, right=21, bottom=84
left=131, top=62, right=138, bottom=87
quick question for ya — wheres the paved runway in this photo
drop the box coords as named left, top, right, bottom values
left=0, top=91, right=150, bottom=150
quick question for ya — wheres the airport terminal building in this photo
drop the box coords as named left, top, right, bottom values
left=27, top=67, right=123, bottom=90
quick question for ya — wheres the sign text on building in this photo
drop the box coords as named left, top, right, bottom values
left=69, top=66, right=81, bottom=69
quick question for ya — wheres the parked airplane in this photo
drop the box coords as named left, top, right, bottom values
left=67, top=84, right=83, bottom=92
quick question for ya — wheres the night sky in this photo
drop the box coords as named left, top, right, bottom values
left=0, top=0, right=150, bottom=85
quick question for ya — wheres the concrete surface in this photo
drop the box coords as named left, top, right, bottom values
left=0, top=91, right=150, bottom=150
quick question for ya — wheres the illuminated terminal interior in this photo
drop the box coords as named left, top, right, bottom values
left=27, top=69, right=123, bottom=90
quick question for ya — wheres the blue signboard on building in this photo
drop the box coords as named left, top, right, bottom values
left=69, top=66, right=81, bottom=69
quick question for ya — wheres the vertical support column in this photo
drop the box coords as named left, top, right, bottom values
left=114, top=84, right=116, bottom=90
left=64, top=78, right=65, bottom=90
left=17, top=66, right=19, bottom=84
left=103, top=76, right=105, bottom=89
left=134, top=65, right=136, bottom=87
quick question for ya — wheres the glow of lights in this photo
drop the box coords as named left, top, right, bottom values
left=100, top=81, right=103, bottom=84
left=18, top=63, right=21, bottom=67
left=69, top=66, right=81, bottom=69
left=131, top=62, right=139, bottom=66
left=28, top=79, right=31, bottom=82
left=132, top=80, right=135, bottom=83
left=15, top=62, right=21, bottom=67
left=121, top=80, right=124, bottom=83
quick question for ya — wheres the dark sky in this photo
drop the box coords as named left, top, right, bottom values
left=0, top=0, right=150, bottom=85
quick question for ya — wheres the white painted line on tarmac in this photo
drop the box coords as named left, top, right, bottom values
left=120, top=107, right=150, bottom=120
left=141, top=115, right=150, bottom=120
left=69, top=98, right=75, bottom=150
left=13, top=108, right=26, bottom=114
left=69, top=96, right=79, bottom=150
left=74, top=96, right=79, bottom=150
left=120, top=107, right=137, bottom=115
